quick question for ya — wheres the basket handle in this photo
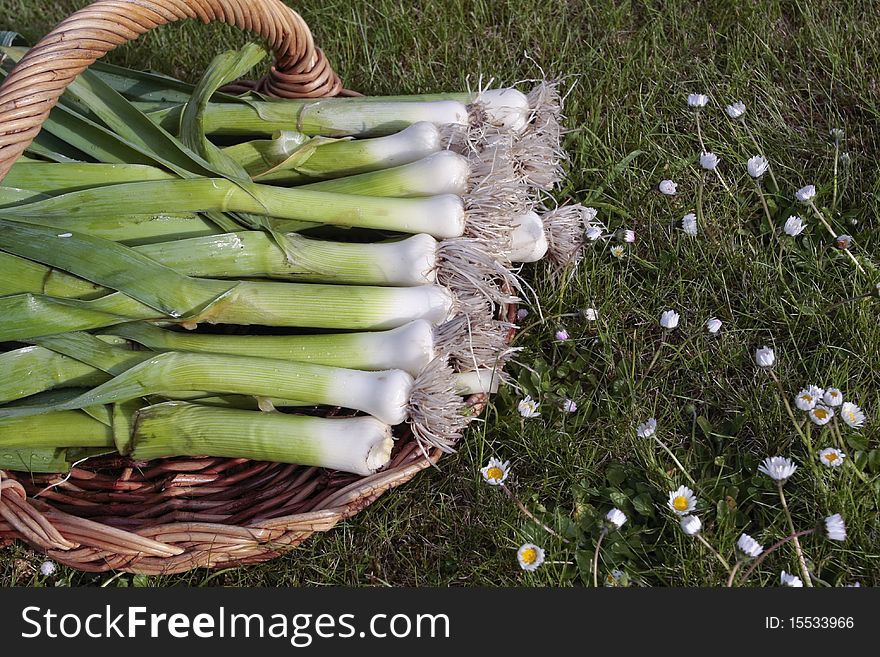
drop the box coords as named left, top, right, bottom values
left=0, top=0, right=345, bottom=181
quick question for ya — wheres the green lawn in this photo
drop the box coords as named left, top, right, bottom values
left=1, top=0, right=878, bottom=587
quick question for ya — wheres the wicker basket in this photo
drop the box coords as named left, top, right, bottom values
left=0, top=0, right=510, bottom=575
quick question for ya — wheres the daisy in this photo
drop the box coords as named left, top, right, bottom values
left=700, top=152, right=720, bottom=170
left=668, top=485, right=697, bottom=515
left=561, top=399, right=578, bottom=413
left=688, top=93, right=709, bottom=108
left=737, top=533, right=764, bottom=558
left=755, top=346, right=775, bottom=368
left=794, top=388, right=819, bottom=411
left=582, top=308, right=598, bottom=321
left=825, top=514, right=846, bottom=541
left=555, top=329, right=570, bottom=341
left=818, top=447, right=845, bottom=468
left=758, top=456, right=798, bottom=482
left=606, top=508, right=628, bottom=529
left=835, top=234, right=853, bottom=250
left=659, top=179, right=678, bottom=195
left=680, top=515, right=702, bottom=536
left=611, top=245, right=626, bottom=259
left=585, top=226, right=603, bottom=241
left=636, top=417, right=657, bottom=439
left=823, top=388, right=843, bottom=407
left=517, top=395, right=540, bottom=418
left=516, top=308, right=529, bottom=322
left=480, top=458, right=511, bottom=485
left=784, top=215, right=806, bottom=236
left=682, top=212, right=698, bottom=236
left=841, top=402, right=866, bottom=429
left=583, top=207, right=599, bottom=223
left=622, top=229, right=636, bottom=243
left=830, top=128, right=845, bottom=143
left=781, top=571, right=804, bottom=587
left=796, top=185, right=816, bottom=202
left=809, top=405, right=834, bottom=426
left=706, top=317, right=722, bottom=333
left=40, top=561, right=57, bottom=577
left=747, top=155, right=769, bottom=178
left=517, top=543, right=545, bottom=571
left=660, top=310, right=680, bottom=329
left=725, top=101, right=746, bottom=119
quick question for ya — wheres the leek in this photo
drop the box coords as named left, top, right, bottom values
left=130, top=402, right=393, bottom=476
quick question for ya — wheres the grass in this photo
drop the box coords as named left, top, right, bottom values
left=1, top=0, right=878, bottom=587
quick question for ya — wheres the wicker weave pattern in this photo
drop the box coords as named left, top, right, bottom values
left=0, top=0, right=344, bottom=181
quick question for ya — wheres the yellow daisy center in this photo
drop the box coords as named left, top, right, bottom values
left=486, top=466, right=504, bottom=480
left=824, top=452, right=838, bottom=462
left=801, top=394, right=812, bottom=402
left=847, top=412, right=856, bottom=422
left=814, top=408, right=828, bottom=419
left=521, top=547, right=538, bottom=565
left=673, top=495, right=689, bottom=511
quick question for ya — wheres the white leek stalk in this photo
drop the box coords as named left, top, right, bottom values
left=507, top=211, right=549, bottom=262
left=131, top=402, right=393, bottom=476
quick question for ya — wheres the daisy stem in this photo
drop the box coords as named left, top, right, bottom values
left=500, top=483, right=570, bottom=544
left=832, top=142, right=840, bottom=212
left=807, top=200, right=865, bottom=274
left=769, top=371, right=810, bottom=448
left=754, top=179, right=775, bottom=236
left=695, top=111, right=707, bottom=153
left=695, top=533, right=731, bottom=572
left=743, top=121, right=779, bottom=193
left=592, top=527, right=608, bottom=588
left=726, top=560, right=743, bottom=588
left=777, top=482, right=814, bottom=587
left=737, top=529, right=816, bottom=586
left=831, top=418, right=871, bottom=485
left=654, top=436, right=697, bottom=487
left=645, top=334, right=667, bottom=375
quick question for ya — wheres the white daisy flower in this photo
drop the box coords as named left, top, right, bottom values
left=758, top=456, right=798, bottom=482
left=636, top=417, right=657, bottom=439
left=583, top=207, right=599, bottom=223
left=688, top=93, right=709, bottom=108
left=830, top=128, right=845, bottom=143
left=809, top=405, right=834, bottom=426
left=659, top=179, right=678, bottom=195
left=747, top=155, right=770, bottom=178
left=737, top=533, right=764, bottom=558
left=755, top=346, right=775, bottom=368
left=841, top=402, right=866, bottom=429
left=555, top=328, right=570, bottom=341
left=622, top=229, right=636, bottom=243
left=796, top=185, right=816, bottom=202
left=668, top=485, right=697, bottom=515
left=605, top=569, right=626, bottom=587
left=784, top=215, right=806, bottom=236
left=818, top=447, right=845, bottom=468
left=823, top=388, right=843, bottom=407
left=582, top=308, right=598, bottom=321
left=781, top=571, right=804, bottom=587
left=517, top=543, right=545, bottom=571
left=680, top=515, right=702, bottom=536
left=795, top=388, right=819, bottom=411
left=611, top=245, right=626, bottom=259
left=561, top=398, right=578, bottom=413
left=517, top=395, right=541, bottom=418
left=606, top=508, right=628, bottom=529
left=660, top=310, right=680, bottom=329
left=40, top=561, right=57, bottom=577
left=725, top=101, right=746, bottom=119
left=835, top=234, right=853, bottom=250
left=682, top=212, right=698, bottom=236
left=516, top=308, right=529, bottom=322
left=825, top=514, right=846, bottom=541
left=480, top=458, right=511, bottom=485
left=700, top=152, right=720, bottom=170
left=706, top=317, right=722, bottom=334
left=585, top=225, right=604, bottom=241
